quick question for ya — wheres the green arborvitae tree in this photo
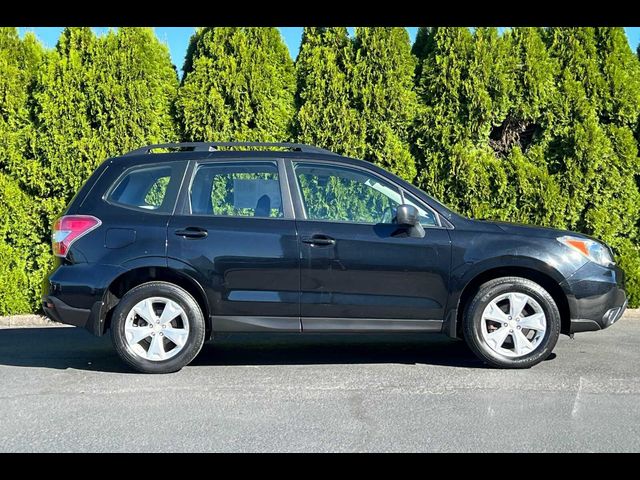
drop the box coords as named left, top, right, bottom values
left=0, top=29, right=48, bottom=314
left=464, top=27, right=514, bottom=140
left=31, top=27, right=178, bottom=226
left=413, top=27, right=514, bottom=210
left=4, top=27, right=178, bottom=314
left=0, top=173, right=50, bottom=314
left=497, top=27, right=567, bottom=227
left=176, top=27, right=296, bottom=143
left=546, top=27, right=640, bottom=305
left=294, top=27, right=365, bottom=157
left=592, top=28, right=640, bottom=304
left=411, top=27, right=434, bottom=82
left=89, top=28, right=178, bottom=155
left=352, top=27, right=418, bottom=181
left=413, top=27, right=473, bottom=200
left=413, top=27, right=566, bottom=227
left=499, top=27, right=557, bottom=154
left=0, top=28, right=43, bottom=180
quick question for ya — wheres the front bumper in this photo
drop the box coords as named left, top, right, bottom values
left=561, top=261, right=627, bottom=333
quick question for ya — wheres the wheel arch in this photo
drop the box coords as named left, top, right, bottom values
left=100, top=265, right=211, bottom=339
left=452, top=263, right=572, bottom=338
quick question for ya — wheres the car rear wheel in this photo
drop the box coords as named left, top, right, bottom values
left=110, top=281, right=205, bottom=374
left=463, top=276, right=561, bottom=368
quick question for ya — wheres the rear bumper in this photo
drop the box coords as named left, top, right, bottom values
left=42, top=262, right=125, bottom=336
left=42, top=295, right=104, bottom=334
left=561, top=261, right=627, bottom=333
left=42, top=296, right=91, bottom=328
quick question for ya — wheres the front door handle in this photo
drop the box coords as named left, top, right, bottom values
left=175, top=227, right=208, bottom=239
left=302, top=235, right=335, bottom=246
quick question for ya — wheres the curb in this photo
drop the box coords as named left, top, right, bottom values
left=0, top=315, right=61, bottom=327
left=2, top=310, right=640, bottom=327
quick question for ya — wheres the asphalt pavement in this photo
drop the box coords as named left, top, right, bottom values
left=1, top=314, right=639, bottom=452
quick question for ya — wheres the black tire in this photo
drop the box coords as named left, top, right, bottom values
left=462, top=276, right=561, bottom=369
left=110, top=281, right=205, bottom=374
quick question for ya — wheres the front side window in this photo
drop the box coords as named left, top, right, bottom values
left=108, top=164, right=178, bottom=213
left=190, top=162, right=283, bottom=218
left=293, top=162, right=438, bottom=226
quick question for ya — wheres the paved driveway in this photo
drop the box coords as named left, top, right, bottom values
left=0, top=313, right=639, bottom=452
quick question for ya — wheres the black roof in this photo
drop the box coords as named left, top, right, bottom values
left=124, top=142, right=337, bottom=157
left=113, top=140, right=389, bottom=177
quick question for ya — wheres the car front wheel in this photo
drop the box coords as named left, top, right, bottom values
left=110, top=281, right=205, bottom=374
left=463, top=276, right=561, bottom=368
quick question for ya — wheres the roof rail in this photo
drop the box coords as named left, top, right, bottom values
left=124, top=142, right=337, bottom=156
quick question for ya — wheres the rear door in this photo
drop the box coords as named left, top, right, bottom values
left=167, top=158, right=301, bottom=332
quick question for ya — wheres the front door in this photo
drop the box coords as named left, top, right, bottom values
left=288, top=160, right=451, bottom=332
left=167, top=159, right=300, bottom=332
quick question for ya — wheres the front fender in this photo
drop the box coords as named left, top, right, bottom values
left=443, top=229, right=588, bottom=337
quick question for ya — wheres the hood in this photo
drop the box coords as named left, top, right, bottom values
left=481, top=220, right=592, bottom=240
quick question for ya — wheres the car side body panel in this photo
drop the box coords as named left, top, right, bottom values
left=42, top=148, right=627, bottom=343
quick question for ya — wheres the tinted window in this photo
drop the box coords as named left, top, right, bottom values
left=190, top=162, right=283, bottom=218
left=294, top=162, right=438, bottom=226
left=108, top=164, right=179, bottom=213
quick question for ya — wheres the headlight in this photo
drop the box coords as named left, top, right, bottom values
left=557, top=235, right=614, bottom=266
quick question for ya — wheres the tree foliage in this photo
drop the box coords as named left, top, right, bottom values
left=294, top=27, right=418, bottom=181
left=0, top=29, right=47, bottom=314
left=0, top=173, right=50, bottom=314
left=29, top=27, right=178, bottom=226
left=176, top=27, right=296, bottom=143
left=352, top=27, right=418, bottom=181
left=294, top=27, right=365, bottom=157
left=2, top=27, right=640, bottom=312
left=0, top=28, right=42, bottom=181
left=545, top=27, right=640, bottom=304
left=413, top=26, right=640, bottom=305
left=0, top=27, right=178, bottom=314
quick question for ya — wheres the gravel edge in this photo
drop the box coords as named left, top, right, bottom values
left=0, top=315, right=61, bottom=327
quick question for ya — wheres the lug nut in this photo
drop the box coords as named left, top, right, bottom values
left=503, top=323, right=508, bottom=327
left=517, top=326, right=521, bottom=330
left=159, top=332, right=163, bottom=337
left=509, top=329, right=513, bottom=333
left=508, top=316, right=512, bottom=320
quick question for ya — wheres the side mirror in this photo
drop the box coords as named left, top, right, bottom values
left=394, top=204, right=425, bottom=238
left=395, top=204, right=419, bottom=226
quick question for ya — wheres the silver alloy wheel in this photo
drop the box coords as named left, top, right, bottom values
left=124, top=297, right=189, bottom=362
left=480, top=292, right=547, bottom=358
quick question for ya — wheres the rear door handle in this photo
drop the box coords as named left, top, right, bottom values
left=175, top=227, right=208, bottom=239
left=301, top=235, right=335, bottom=246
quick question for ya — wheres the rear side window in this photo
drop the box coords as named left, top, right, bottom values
left=107, top=163, right=182, bottom=213
left=189, top=162, right=283, bottom=218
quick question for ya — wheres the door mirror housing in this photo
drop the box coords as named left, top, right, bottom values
left=395, top=204, right=419, bottom=226
left=394, top=204, right=425, bottom=238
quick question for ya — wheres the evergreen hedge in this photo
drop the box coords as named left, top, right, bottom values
left=1, top=26, right=639, bottom=314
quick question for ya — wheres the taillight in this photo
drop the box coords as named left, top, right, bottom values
left=52, top=215, right=102, bottom=257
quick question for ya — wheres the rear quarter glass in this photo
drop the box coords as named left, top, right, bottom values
left=64, top=160, right=112, bottom=215
left=81, top=160, right=188, bottom=215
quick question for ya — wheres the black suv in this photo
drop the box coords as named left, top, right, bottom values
left=43, top=142, right=627, bottom=373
